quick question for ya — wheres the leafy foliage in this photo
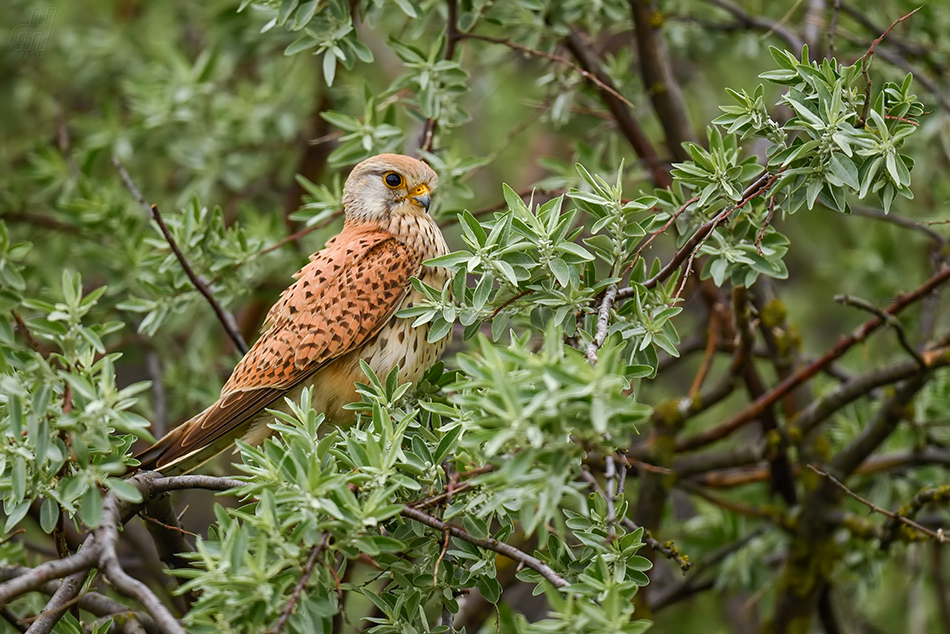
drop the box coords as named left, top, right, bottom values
left=2, top=0, right=950, bottom=633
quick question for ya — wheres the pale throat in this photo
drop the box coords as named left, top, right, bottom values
left=382, top=207, right=450, bottom=261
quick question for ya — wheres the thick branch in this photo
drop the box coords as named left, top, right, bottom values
left=629, top=0, right=697, bottom=159
left=96, top=495, right=184, bottom=634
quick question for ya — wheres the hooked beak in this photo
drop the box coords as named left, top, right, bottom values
left=409, top=184, right=431, bottom=212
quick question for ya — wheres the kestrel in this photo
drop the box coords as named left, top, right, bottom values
left=135, top=154, right=451, bottom=475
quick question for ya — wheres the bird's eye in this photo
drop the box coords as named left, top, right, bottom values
left=383, top=172, right=403, bottom=188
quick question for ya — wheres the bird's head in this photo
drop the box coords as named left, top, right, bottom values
left=341, top=154, right=438, bottom=223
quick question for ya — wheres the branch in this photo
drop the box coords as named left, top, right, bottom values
left=585, top=285, right=617, bottom=364
left=0, top=539, right=99, bottom=607
left=808, top=465, right=948, bottom=543
left=267, top=535, right=329, bottom=634
left=562, top=28, right=671, bottom=188
left=834, top=294, right=927, bottom=369
left=418, top=0, right=460, bottom=152
left=460, top=33, right=635, bottom=109
left=676, top=265, right=950, bottom=452
left=849, top=205, right=944, bottom=245
left=858, top=7, right=921, bottom=126
left=618, top=170, right=781, bottom=299
left=629, top=0, right=697, bottom=159
left=400, top=506, right=568, bottom=588
left=96, top=495, right=185, bottom=634
left=112, top=157, right=249, bottom=355
left=25, top=569, right=88, bottom=634
left=704, top=0, right=805, bottom=51
left=253, top=210, right=344, bottom=259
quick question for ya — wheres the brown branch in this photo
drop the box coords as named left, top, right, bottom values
left=254, top=210, right=344, bottom=259
left=705, top=0, right=805, bottom=51
left=419, top=0, right=461, bottom=153
left=858, top=7, right=921, bottom=126
left=808, top=465, right=948, bottom=543
left=460, top=33, right=635, bottom=109
left=267, top=535, right=330, bottom=634
left=562, top=27, right=671, bottom=188
left=628, top=196, right=699, bottom=277
left=112, top=157, right=249, bottom=355
left=629, top=0, right=697, bottom=160
left=618, top=170, right=780, bottom=299
left=849, top=205, right=944, bottom=245
left=688, top=303, right=722, bottom=397
left=676, top=265, right=950, bottom=452
left=400, top=506, right=568, bottom=588
left=834, top=294, right=927, bottom=369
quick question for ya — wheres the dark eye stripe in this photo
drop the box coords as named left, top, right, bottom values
left=384, top=172, right=403, bottom=188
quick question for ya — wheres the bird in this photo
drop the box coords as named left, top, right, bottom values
left=134, top=154, right=451, bottom=475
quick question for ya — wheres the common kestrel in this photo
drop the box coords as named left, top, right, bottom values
left=136, top=154, right=451, bottom=474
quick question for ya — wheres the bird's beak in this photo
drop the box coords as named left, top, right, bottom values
left=410, top=184, right=431, bottom=212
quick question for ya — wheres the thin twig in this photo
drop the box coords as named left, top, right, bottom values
left=580, top=470, right=691, bottom=571
left=858, top=7, right=921, bottom=126
left=850, top=205, right=943, bottom=244
left=562, top=27, right=671, bottom=187
left=808, top=465, right=947, bottom=543
left=267, top=535, right=329, bottom=634
left=400, top=506, right=569, bottom=588
left=835, top=294, right=927, bottom=369
left=24, top=569, right=88, bottom=634
left=432, top=529, right=451, bottom=587
left=705, top=0, right=805, bottom=51
left=112, top=157, right=248, bottom=355
left=0, top=540, right=99, bottom=606
left=626, top=196, right=699, bottom=277
left=460, top=33, right=634, bottom=109
left=255, top=211, right=344, bottom=259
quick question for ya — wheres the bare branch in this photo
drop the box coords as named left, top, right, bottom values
left=112, top=157, right=249, bottom=355
left=96, top=495, right=185, bottom=634
left=629, top=0, right=697, bottom=159
left=705, top=0, right=805, bottom=51
left=0, top=539, right=99, bottom=607
left=808, top=465, right=948, bottom=543
left=24, top=569, right=87, bottom=634
left=676, top=265, right=950, bottom=452
left=835, top=294, right=927, bottom=369
left=858, top=7, right=921, bottom=125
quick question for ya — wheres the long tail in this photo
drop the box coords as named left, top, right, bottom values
left=130, top=406, right=232, bottom=476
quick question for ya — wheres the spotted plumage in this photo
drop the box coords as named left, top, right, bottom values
left=135, top=154, right=450, bottom=474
